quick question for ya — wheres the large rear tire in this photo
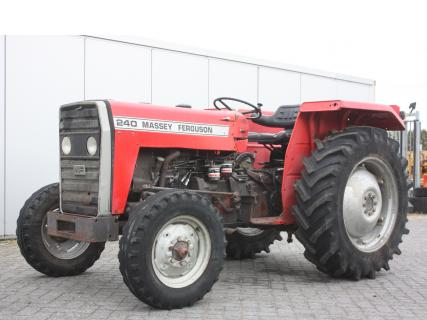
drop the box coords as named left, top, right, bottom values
left=16, top=183, right=105, bottom=277
left=293, top=127, right=409, bottom=280
left=119, top=190, right=224, bottom=309
left=226, top=228, right=282, bottom=259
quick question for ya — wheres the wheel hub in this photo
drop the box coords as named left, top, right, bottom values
left=152, top=215, right=211, bottom=288
left=343, top=168, right=382, bottom=239
left=41, top=213, right=89, bottom=260
left=363, top=191, right=378, bottom=216
left=343, top=158, right=398, bottom=252
left=170, top=240, right=190, bottom=261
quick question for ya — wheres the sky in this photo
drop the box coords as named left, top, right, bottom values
left=1, top=0, right=426, bottom=124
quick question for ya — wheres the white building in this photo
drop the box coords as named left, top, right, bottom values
left=0, top=35, right=375, bottom=237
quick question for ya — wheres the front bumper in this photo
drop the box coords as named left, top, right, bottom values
left=47, top=211, right=119, bottom=242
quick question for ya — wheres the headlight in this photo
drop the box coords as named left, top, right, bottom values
left=87, top=136, right=97, bottom=155
left=61, top=137, right=71, bottom=155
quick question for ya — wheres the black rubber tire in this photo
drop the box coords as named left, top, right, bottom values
left=119, top=190, right=225, bottom=309
left=409, top=197, right=427, bottom=213
left=16, top=183, right=105, bottom=277
left=293, top=127, right=409, bottom=280
left=226, top=229, right=282, bottom=259
left=413, top=188, right=427, bottom=198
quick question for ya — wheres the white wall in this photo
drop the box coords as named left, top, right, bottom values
left=85, top=38, right=151, bottom=103
left=4, top=36, right=84, bottom=235
left=300, top=73, right=375, bottom=103
left=336, top=80, right=375, bottom=102
left=300, top=74, right=338, bottom=101
left=0, top=36, right=375, bottom=236
left=259, top=67, right=300, bottom=111
left=209, top=59, right=258, bottom=108
left=0, top=36, right=5, bottom=236
left=152, top=50, right=209, bottom=108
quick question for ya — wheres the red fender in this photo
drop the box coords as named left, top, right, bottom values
left=279, top=100, right=404, bottom=225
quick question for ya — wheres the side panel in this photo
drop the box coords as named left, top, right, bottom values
left=209, top=59, right=257, bottom=106
left=152, top=50, right=209, bottom=108
left=85, top=38, right=151, bottom=103
left=5, top=36, right=84, bottom=235
left=258, top=67, right=301, bottom=111
left=0, top=36, right=4, bottom=236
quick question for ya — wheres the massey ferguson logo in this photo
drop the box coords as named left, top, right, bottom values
left=114, top=117, right=229, bottom=137
left=73, top=165, right=86, bottom=176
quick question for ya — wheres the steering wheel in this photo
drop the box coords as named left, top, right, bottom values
left=213, top=97, right=262, bottom=119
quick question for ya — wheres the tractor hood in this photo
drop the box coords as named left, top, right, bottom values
left=109, top=100, right=249, bottom=214
left=110, top=100, right=249, bottom=152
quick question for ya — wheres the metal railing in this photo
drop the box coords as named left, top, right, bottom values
left=389, top=108, right=421, bottom=188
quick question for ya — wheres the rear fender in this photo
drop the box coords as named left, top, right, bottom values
left=280, top=100, right=404, bottom=225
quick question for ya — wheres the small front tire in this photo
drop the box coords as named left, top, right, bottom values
left=119, top=190, right=225, bottom=309
left=16, top=183, right=105, bottom=277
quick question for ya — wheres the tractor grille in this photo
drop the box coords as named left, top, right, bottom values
left=60, top=104, right=101, bottom=216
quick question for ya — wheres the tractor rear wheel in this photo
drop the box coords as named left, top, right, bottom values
left=119, top=190, right=224, bottom=309
left=293, top=127, right=409, bottom=280
left=16, top=183, right=105, bottom=277
left=226, top=228, right=282, bottom=259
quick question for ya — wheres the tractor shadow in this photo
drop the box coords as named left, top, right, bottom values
left=221, top=241, right=388, bottom=288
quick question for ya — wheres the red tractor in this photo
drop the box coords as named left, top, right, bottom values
left=17, top=98, right=409, bottom=309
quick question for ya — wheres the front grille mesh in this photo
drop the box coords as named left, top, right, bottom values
left=60, top=104, right=100, bottom=216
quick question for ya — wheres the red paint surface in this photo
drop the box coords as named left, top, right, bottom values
left=108, top=100, right=403, bottom=225
left=109, top=101, right=249, bottom=214
left=280, top=100, right=404, bottom=224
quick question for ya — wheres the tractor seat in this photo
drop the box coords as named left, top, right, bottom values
left=252, top=104, right=300, bottom=128
left=248, top=130, right=292, bottom=144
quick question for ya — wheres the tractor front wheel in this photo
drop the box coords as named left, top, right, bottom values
left=16, top=183, right=105, bottom=277
left=293, top=127, right=409, bottom=280
left=119, top=190, right=224, bottom=309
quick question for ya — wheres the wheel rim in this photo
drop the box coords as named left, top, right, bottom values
left=343, top=156, right=398, bottom=253
left=41, top=213, right=90, bottom=260
left=152, top=215, right=211, bottom=288
left=235, top=227, right=264, bottom=237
